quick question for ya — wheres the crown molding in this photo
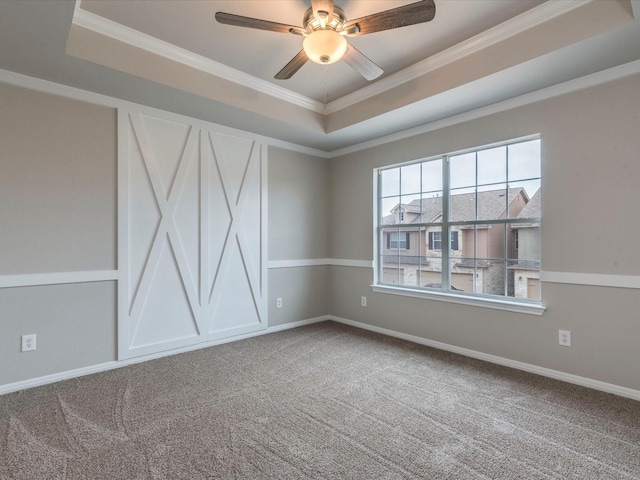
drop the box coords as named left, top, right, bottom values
left=329, top=58, right=640, bottom=157
left=71, top=6, right=325, bottom=114
left=72, top=1, right=591, bottom=119
left=326, top=0, right=591, bottom=115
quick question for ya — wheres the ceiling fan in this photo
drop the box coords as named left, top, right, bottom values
left=215, top=0, right=436, bottom=81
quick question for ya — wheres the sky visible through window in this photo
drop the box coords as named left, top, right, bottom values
left=380, top=139, right=540, bottom=218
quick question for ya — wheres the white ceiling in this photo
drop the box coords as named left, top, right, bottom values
left=1, top=0, right=640, bottom=152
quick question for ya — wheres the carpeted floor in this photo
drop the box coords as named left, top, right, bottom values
left=1, top=321, right=639, bottom=479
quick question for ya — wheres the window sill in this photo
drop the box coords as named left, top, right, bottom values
left=370, top=285, right=546, bottom=316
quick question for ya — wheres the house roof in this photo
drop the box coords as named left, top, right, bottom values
left=387, top=187, right=527, bottom=224
left=517, top=189, right=541, bottom=219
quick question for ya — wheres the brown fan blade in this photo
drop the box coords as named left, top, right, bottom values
left=312, top=0, right=334, bottom=29
left=343, top=0, right=436, bottom=36
left=274, top=50, right=309, bottom=80
left=215, top=12, right=305, bottom=35
left=342, top=45, right=383, bottom=81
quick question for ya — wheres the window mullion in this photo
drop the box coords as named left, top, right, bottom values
left=442, top=156, right=451, bottom=291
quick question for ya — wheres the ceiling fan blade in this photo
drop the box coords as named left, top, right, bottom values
left=342, top=45, right=383, bottom=81
left=343, top=0, right=436, bottom=36
left=312, top=0, right=334, bottom=29
left=274, top=50, right=309, bottom=80
left=215, top=12, right=305, bottom=35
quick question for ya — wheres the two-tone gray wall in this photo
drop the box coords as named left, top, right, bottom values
left=0, top=82, right=328, bottom=388
left=329, top=74, right=640, bottom=392
left=267, top=147, right=329, bottom=326
left=0, top=83, right=117, bottom=386
left=2, top=71, right=640, bottom=396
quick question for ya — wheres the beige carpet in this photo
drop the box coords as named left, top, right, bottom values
left=1, top=321, right=639, bottom=479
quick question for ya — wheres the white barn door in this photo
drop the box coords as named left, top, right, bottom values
left=118, top=110, right=267, bottom=360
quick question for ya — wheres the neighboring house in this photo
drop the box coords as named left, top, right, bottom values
left=381, top=187, right=530, bottom=295
left=510, top=189, right=541, bottom=300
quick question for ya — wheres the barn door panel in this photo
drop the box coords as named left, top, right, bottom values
left=119, top=111, right=267, bottom=360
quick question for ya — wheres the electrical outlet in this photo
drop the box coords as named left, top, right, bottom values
left=21, top=334, right=36, bottom=352
left=276, top=297, right=283, bottom=309
left=559, top=330, right=571, bottom=347
left=361, top=296, right=367, bottom=307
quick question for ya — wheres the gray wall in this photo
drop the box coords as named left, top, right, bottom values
left=2, top=73, right=639, bottom=394
left=268, top=147, right=330, bottom=326
left=329, top=74, right=640, bottom=391
left=0, top=84, right=117, bottom=386
left=0, top=84, right=328, bottom=387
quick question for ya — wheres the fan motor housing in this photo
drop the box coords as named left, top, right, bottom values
left=303, top=5, right=346, bottom=32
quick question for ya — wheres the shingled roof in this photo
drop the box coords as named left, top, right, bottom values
left=385, top=188, right=528, bottom=224
left=517, top=188, right=541, bottom=219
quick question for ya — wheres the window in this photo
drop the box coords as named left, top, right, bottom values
left=376, top=137, right=541, bottom=304
left=429, top=231, right=458, bottom=251
left=388, top=231, right=410, bottom=249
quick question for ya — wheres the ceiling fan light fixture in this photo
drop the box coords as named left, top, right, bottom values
left=303, top=29, right=347, bottom=64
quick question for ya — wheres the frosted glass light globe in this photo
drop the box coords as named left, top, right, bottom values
left=303, top=30, right=347, bottom=64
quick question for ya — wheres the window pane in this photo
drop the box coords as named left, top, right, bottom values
left=477, top=146, right=506, bottom=186
left=426, top=229, right=443, bottom=251
left=510, top=259, right=541, bottom=300
left=486, top=261, right=506, bottom=297
left=401, top=164, right=421, bottom=195
left=398, top=228, right=421, bottom=287
left=380, top=197, right=400, bottom=225
left=382, top=227, right=401, bottom=251
left=450, top=152, right=476, bottom=189
left=508, top=139, right=541, bottom=181
left=381, top=257, right=400, bottom=284
left=420, top=192, right=443, bottom=223
left=508, top=180, right=541, bottom=219
left=450, top=186, right=475, bottom=222
left=457, top=227, right=476, bottom=260
left=401, top=193, right=421, bottom=224
left=380, top=168, right=400, bottom=197
left=421, top=268, right=442, bottom=289
left=450, top=258, right=476, bottom=293
left=421, top=159, right=442, bottom=193
left=477, top=184, right=507, bottom=222
left=486, top=223, right=507, bottom=261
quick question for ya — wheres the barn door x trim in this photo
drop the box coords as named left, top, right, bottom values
left=118, top=109, right=267, bottom=360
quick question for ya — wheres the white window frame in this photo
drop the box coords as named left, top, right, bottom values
left=373, top=135, right=545, bottom=316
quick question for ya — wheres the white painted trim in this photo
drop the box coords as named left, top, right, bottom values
left=542, top=271, right=640, bottom=289
left=2, top=55, right=640, bottom=160
left=0, top=270, right=118, bottom=289
left=329, top=316, right=640, bottom=402
left=0, top=315, right=329, bottom=396
left=327, top=0, right=589, bottom=114
left=328, top=258, right=374, bottom=268
left=267, top=258, right=373, bottom=269
left=329, top=58, right=640, bottom=158
left=371, top=285, right=546, bottom=316
left=266, top=259, right=638, bottom=292
left=71, top=8, right=324, bottom=114
left=268, top=258, right=331, bottom=269
left=73, top=0, right=587, bottom=118
left=0, top=69, right=329, bottom=159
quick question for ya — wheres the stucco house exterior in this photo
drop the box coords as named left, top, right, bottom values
left=381, top=187, right=536, bottom=297
left=510, top=189, right=541, bottom=299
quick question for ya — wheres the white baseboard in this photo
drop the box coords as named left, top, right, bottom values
left=329, top=315, right=640, bottom=402
left=0, top=316, right=328, bottom=396
left=5, top=314, right=638, bottom=402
